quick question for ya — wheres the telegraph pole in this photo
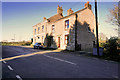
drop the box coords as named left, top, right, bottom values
left=95, top=0, right=99, bottom=56
left=14, top=34, right=15, bottom=42
left=118, top=1, right=120, bottom=39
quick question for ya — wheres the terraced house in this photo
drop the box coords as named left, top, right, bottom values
left=33, top=2, right=96, bottom=51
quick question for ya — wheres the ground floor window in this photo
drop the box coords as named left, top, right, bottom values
left=65, top=35, right=69, bottom=45
left=42, top=36, right=44, bottom=43
left=35, top=37, right=36, bottom=43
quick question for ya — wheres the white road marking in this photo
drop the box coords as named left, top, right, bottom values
left=16, top=75, right=22, bottom=80
left=113, top=76, right=118, bottom=78
left=3, top=60, right=7, bottom=64
left=7, top=65, right=13, bottom=71
left=104, top=60, right=108, bottom=61
left=43, top=54, right=77, bottom=65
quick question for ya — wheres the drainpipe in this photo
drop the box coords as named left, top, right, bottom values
left=75, top=14, right=78, bottom=51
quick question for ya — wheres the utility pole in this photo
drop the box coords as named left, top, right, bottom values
left=118, top=1, right=120, bottom=39
left=95, top=0, right=99, bottom=56
left=14, top=34, right=15, bottom=42
left=75, top=14, right=78, bottom=51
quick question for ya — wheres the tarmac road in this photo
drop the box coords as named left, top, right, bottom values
left=1, top=46, right=119, bottom=79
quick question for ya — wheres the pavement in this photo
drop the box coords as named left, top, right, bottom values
left=1, top=46, right=119, bottom=79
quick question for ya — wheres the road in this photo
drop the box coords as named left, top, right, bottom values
left=1, top=46, right=119, bottom=79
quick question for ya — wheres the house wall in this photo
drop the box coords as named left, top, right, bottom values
left=77, top=8, right=96, bottom=52
left=51, top=14, right=76, bottom=50
left=33, top=8, right=96, bottom=52
left=33, top=21, right=48, bottom=45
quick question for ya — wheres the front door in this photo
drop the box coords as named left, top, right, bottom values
left=58, top=37, right=60, bottom=48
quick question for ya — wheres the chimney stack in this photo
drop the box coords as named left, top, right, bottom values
left=43, top=17, right=47, bottom=21
left=57, top=5, right=63, bottom=15
left=67, top=8, right=74, bottom=15
left=85, top=1, right=92, bottom=10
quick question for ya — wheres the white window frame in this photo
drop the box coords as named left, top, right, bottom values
left=52, top=25, right=55, bottom=32
left=65, top=20, right=69, bottom=30
left=42, top=25, right=44, bottom=32
left=35, top=29, right=36, bottom=35
left=38, top=27, right=40, bottom=34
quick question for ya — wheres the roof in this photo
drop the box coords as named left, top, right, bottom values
left=47, top=14, right=63, bottom=23
left=55, top=8, right=87, bottom=22
left=33, top=7, right=88, bottom=26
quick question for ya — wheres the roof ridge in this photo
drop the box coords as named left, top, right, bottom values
left=54, top=7, right=87, bottom=22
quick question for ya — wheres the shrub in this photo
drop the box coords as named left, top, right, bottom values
left=103, top=37, right=119, bottom=61
left=99, top=42, right=106, bottom=48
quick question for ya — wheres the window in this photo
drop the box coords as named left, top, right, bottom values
left=42, top=36, right=44, bottom=43
left=38, top=27, right=40, bottom=34
left=35, top=29, right=36, bottom=34
left=88, top=27, right=91, bottom=32
left=65, top=20, right=69, bottom=29
left=35, top=37, right=36, bottom=43
left=52, top=25, right=55, bottom=32
left=65, top=35, right=69, bottom=45
left=42, top=25, right=44, bottom=32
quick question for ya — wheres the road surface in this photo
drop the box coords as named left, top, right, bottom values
left=1, top=46, right=119, bottom=79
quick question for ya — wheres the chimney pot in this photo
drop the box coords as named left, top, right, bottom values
left=85, top=1, right=92, bottom=10
left=67, top=8, right=73, bottom=15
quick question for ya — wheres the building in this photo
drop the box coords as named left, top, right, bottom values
left=33, top=2, right=96, bottom=51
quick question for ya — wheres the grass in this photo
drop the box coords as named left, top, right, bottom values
left=1, top=42, right=32, bottom=46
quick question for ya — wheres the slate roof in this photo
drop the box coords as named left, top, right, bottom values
left=34, top=7, right=88, bottom=26
left=47, top=14, right=63, bottom=23
left=55, top=8, right=87, bottom=22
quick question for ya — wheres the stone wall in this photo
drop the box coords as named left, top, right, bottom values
left=77, top=8, right=96, bottom=52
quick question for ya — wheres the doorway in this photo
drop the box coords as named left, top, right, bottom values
left=58, top=37, right=60, bottom=48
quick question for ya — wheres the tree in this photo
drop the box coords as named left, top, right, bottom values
left=31, top=38, right=33, bottom=44
left=108, top=4, right=120, bottom=38
left=109, top=5, right=120, bottom=25
left=104, top=37, right=119, bottom=61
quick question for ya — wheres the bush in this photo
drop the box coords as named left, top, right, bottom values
left=1, top=42, right=32, bottom=46
left=99, top=42, right=106, bottom=48
left=103, top=37, right=119, bottom=61
left=25, top=42, right=31, bottom=46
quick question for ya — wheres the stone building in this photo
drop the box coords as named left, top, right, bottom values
left=33, top=2, right=96, bottom=51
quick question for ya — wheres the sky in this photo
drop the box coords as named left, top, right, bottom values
left=1, top=1, right=118, bottom=42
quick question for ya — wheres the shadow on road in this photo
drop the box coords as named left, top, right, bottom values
left=1, top=46, right=62, bottom=62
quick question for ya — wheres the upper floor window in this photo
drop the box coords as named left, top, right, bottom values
left=65, top=20, right=69, bottom=29
left=88, top=27, right=91, bottom=32
left=35, top=29, right=36, bottom=34
left=52, top=25, right=55, bottom=32
left=38, top=27, right=40, bottom=34
left=42, top=25, right=44, bottom=32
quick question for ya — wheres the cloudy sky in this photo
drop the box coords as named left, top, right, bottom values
left=1, top=0, right=118, bottom=42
